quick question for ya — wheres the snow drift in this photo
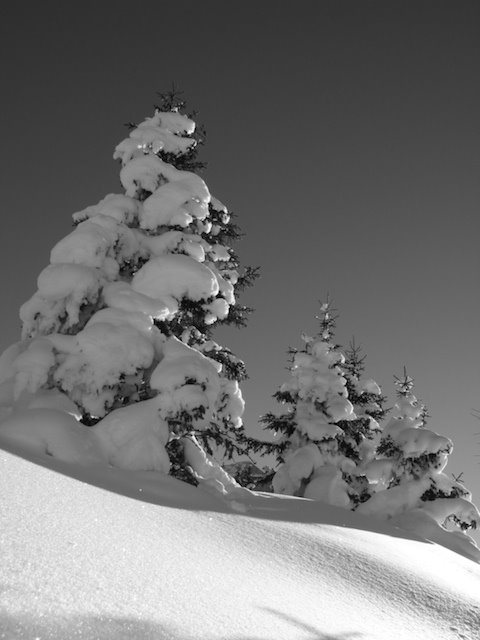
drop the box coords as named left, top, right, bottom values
left=1, top=440, right=480, bottom=640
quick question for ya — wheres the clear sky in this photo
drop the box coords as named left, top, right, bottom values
left=1, top=2, right=479, bottom=536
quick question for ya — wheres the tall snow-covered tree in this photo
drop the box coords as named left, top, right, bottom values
left=0, top=90, right=256, bottom=483
left=358, top=369, right=479, bottom=533
left=258, top=302, right=385, bottom=508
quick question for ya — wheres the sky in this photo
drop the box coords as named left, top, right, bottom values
left=0, top=2, right=479, bottom=522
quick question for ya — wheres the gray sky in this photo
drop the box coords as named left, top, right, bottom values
left=1, top=1, right=480, bottom=536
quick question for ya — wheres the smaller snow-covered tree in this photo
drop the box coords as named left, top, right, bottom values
left=337, top=339, right=388, bottom=505
left=358, top=369, right=479, bottom=534
left=258, top=302, right=373, bottom=508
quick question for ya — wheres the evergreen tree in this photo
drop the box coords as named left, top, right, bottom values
left=258, top=301, right=385, bottom=508
left=337, top=338, right=388, bottom=505
left=5, top=90, right=256, bottom=482
left=358, top=369, right=479, bottom=532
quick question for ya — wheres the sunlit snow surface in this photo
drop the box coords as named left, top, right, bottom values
left=1, top=444, right=480, bottom=640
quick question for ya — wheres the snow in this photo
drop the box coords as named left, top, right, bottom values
left=295, top=403, right=342, bottom=440
left=113, top=111, right=196, bottom=164
left=421, top=496, right=480, bottom=529
left=150, top=337, right=222, bottom=428
left=0, top=409, right=103, bottom=464
left=206, top=262, right=236, bottom=304
left=75, top=320, right=154, bottom=378
left=1, top=443, right=480, bottom=640
left=17, top=388, right=81, bottom=417
left=73, top=193, right=140, bottom=226
left=0, top=343, right=21, bottom=385
left=326, top=394, right=355, bottom=421
left=362, top=378, right=382, bottom=395
left=94, top=399, right=170, bottom=473
left=180, top=434, right=246, bottom=501
left=303, top=463, right=351, bottom=506
left=55, top=321, right=155, bottom=416
left=20, top=264, right=102, bottom=337
left=12, top=338, right=54, bottom=391
left=152, top=110, right=196, bottom=135
left=393, top=426, right=452, bottom=458
left=49, top=215, right=140, bottom=281
left=139, top=230, right=207, bottom=262
left=36, top=264, right=101, bottom=301
left=357, top=476, right=431, bottom=519
left=51, top=219, right=118, bottom=271
left=204, top=296, right=229, bottom=323
left=85, top=307, right=154, bottom=340
left=13, top=316, right=160, bottom=419
left=216, top=378, right=245, bottom=428
left=102, top=281, right=174, bottom=321
left=119, top=154, right=171, bottom=197
left=131, top=254, right=220, bottom=302
left=140, top=171, right=210, bottom=229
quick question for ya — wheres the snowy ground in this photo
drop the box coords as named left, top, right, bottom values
left=1, top=442, right=480, bottom=640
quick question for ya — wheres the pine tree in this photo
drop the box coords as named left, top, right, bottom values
left=258, top=301, right=381, bottom=508
left=358, top=369, right=479, bottom=532
left=6, top=90, right=256, bottom=482
left=337, top=338, right=388, bottom=506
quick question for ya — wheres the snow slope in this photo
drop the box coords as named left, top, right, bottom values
left=1, top=442, right=480, bottom=640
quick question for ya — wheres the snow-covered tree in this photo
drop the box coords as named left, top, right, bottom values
left=0, top=90, right=256, bottom=484
left=258, top=302, right=386, bottom=508
left=337, top=338, right=388, bottom=505
left=358, top=369, right=479, bottom=534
